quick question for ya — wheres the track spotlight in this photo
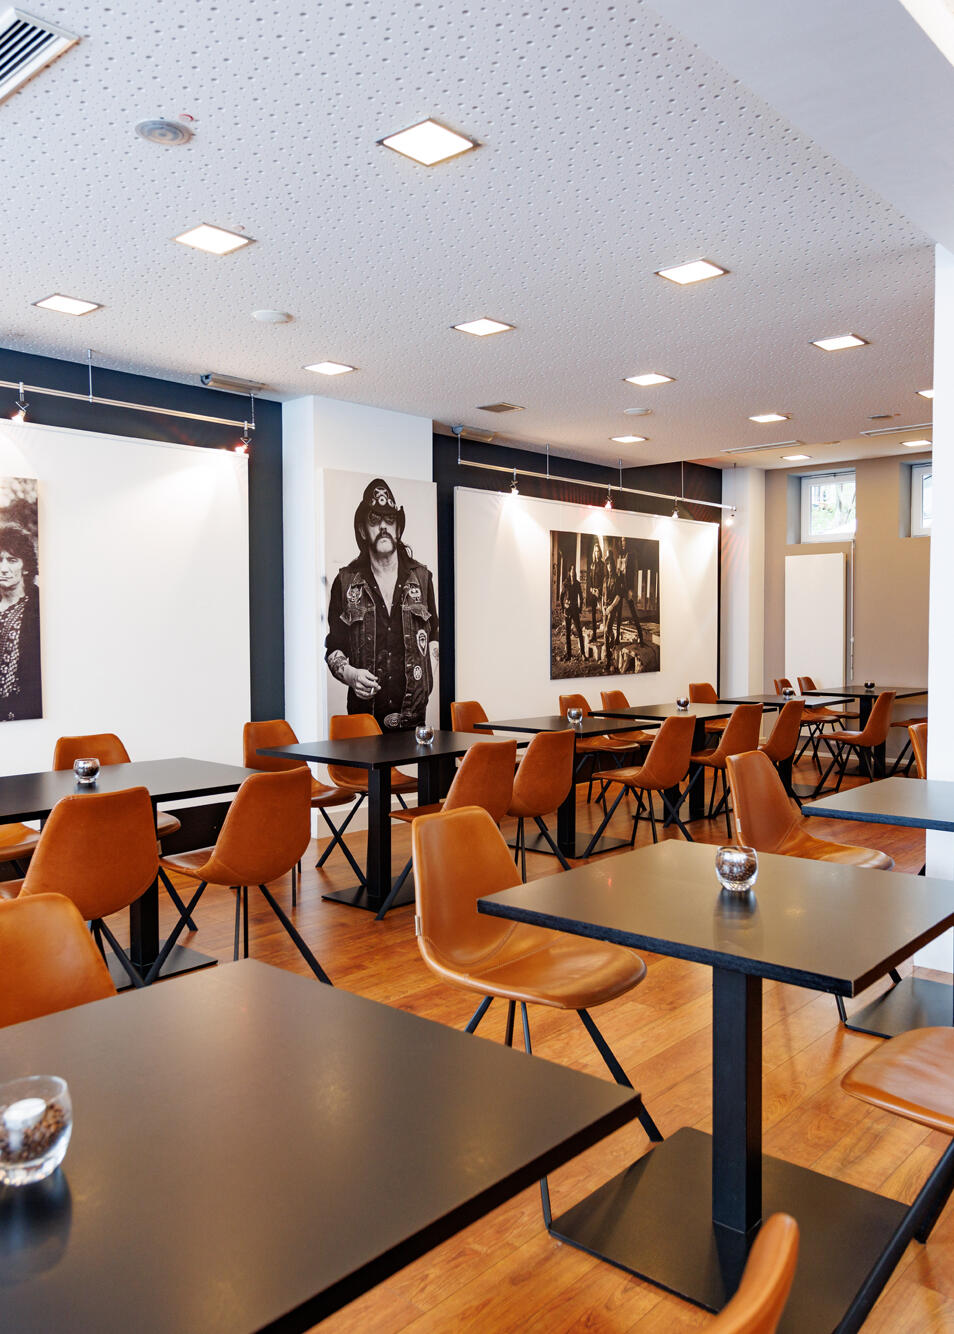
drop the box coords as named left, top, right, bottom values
left=10, top=383, right=28, bottom=424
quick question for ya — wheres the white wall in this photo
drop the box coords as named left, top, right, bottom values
left=720, top=467, right=765, bottom=695
left=454, top=488, right=719, bottom=718
left=0, top=419, right=250, bottom=775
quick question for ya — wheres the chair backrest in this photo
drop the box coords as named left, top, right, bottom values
left=760, top=701, right=804, bottom=764
left=412, top=806, right=522, bottom=969
left=638, top=714, right=696, bottom=789
left=203, top=768, right=312, bottom=887
left=797, top=675, right=817, bottom=692
left=772, top=679, right=788, bottom=696
left=910, top=721, right=928, bottom=779
left=53, top=732, right=131, bottom=770
left=20, top=787, right=159, bottom=920
left=327, top=712, right=382, bottom=787
left=726, top=751, right=801, bottom=854
left=688, top=682, right=718, bottom=704
left=450, top=700, right=489, bottom=733
left=710, top=704, right=763, bottom=761
left=509, top=729, right=575, bottom=817
left=854, top=691, right=897, bottom=747
left=243, top=719, right=307, bottom=773
left=558, top=693, right=591, bottom=718
left=600, top=689, right=630, bottom=711
left=709, top=1213, right=799, bottom=1334
left=0, top=893, right=116, bottom=1028
left=443, top=740, right=517, bottom=824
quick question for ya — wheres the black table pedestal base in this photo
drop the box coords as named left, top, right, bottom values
left=511, top=830, right=631, bottom=860
left=322, top=880, right=416, bottom=913
left=109, top=944, right=217, bottom=992
left=844, top=976, right=954, bottom=1038
left=550, top=1127, right=907, bottom=1333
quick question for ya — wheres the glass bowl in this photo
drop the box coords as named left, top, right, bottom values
left=675, top=697, right=689, bottom=710
left=72, top=757, right=100, bottom=785
left=781, top=686, right=796, bottom=699
left=715, top=845, right=758, bottom=894
left=566, top=707, right=583, bottom=727
left=863, top=681, right=875, bottom=691
left=414, top=724, right=434, bottom=745
left=0, top=1076, right=72, bottom=1186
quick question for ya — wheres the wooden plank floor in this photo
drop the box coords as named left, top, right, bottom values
left=119, top=757, right=953, bottom=1332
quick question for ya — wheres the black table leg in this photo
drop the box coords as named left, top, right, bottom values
left=687, top=717, right=707, bottom=820
left=712, top=968, right=762, bottom=1241
left=418, top=755, right=442, bottom=804
left=323, top=766, right=410, bottom=912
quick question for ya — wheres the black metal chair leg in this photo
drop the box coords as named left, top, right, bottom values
left=375, top=858, right=412, bottom=920
left=520, top=1002, right=552, bottom=1227
left=257, top=882, right=332, bottom=984
left=96, top=918, right=146, bottom=988
left=581, top=783, right=627, bottom=858
left=158, top=865, right=197, bottom=932
left=233, top=886, right=241, bottom=961
left=504, top=1000, right=516, bottom=1047
left=518, top=818, right=527, bottom=882
left=722, top=770, right=731, bottom=839
left=835, top=995, right=849, bottom=1024
left=533, top=816, right=571, bottom=871
left=629, top=790, right=645, bottom=846
left=242, top=885, right=249, bottom=959
left=577, top=1007, right=663, bottom=1142
left=647, top=793, right=658, bottom=844
left=143, top=881, right=209, bottom=985
left=465, top=995, right=493, bottom=1034
left=659, top=789, right=693, bottom=841
left=291, top=859, right=297, bottom=908
left=316, top=803, right=368, bottom=886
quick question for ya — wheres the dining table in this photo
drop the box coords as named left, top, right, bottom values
left=259, top=729, right=509, bottom=912
left=805, top=775, right=954, bottom=1037
left=478, top=838, right=954, bottom=1332
left=799, top=685, right=927, bottom=779
left=0, top=960, right=643, bottom=1333
left=0, top=757, right=257, bottom=987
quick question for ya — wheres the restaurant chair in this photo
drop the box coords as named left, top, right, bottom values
left=759, top=699, right=803, bottom=802
left=13, top=786, right=160, bottom=989
left=380, top=738, right=518, bottom=919
left=323, top=712, right=417, bottom=884
left=450, top=699, right=489, bottom=733
left=599, top=690, right=657, bottom=751
left=889, top=715, right=928, bottom=776
left=508, top=728, right=575, bottom=878
left=584, top=714, right=696, bottom=854
left=841, top=1027, right=954, bottom=1259
left=243, top=719, right=365, bottom=903
left=0, top=820, right=40, bottom=878
left=559, top=692, right=639, bottom=803
left=708, top=1212, right=799, bottom=1333
left=726, top=750, right=895, bottom=1024
left=811, top=690, right=897, bottom=796
left=910, top=721, right=928, bottom=779
left=151, top=767, right=331, bottom=985
left=411, top=804, right=663, bottom=1223
left=688, top=682, right=727, bottom=738
left=776, top=681, right=843, bottom=770
left=0, top=893, right=117, bottom=1027
left=795, top=675, right=860, bottom=725
left=687, top=704, right=763, bottom=838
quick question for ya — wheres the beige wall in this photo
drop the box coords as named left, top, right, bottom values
left=764, top=455, right=930, bottom=741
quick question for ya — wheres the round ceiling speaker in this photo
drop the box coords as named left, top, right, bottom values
left=135, top=118, right=195, bottom=146
left=251, top=310, right=294, bottom=324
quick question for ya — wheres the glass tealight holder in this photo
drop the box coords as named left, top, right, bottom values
left=675, top=697, right=689, bottom=711
left=715, top=845, right=758, bottom=895
left=781, top=686, right=796, bottom=700
left=566, top=707, right=583, bottom=728
left=0, top=1076, right=72, bottom=1186
left=73, top=757, right=100, bottom=785
left=414, top=724, right=434, bottom=745
left=864, top=681, right=875, bottom=691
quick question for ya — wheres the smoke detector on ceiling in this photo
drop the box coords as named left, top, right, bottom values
left=135, top=117, right=195, bottom=146
left=252, top=309, right=293, bottom=324
left=0, top=7, right=80, bottom=105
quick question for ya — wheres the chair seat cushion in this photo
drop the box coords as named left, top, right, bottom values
left=390, top=801, right=443, bottom=824
left=335, top=768, right=417, bottom=794
left=602, top=730, right=655, bottom=748
left=842, top=1026, right=954, bottom=1136
left=0, top=823, right=40, bottom=862
left=590, top=762, right=662, bottom=791
left=690, top=748, right=723, bottom=767
left=156, top=811, right=182, bottom=840
left=311, top=780, right=360, bottom=808
left=160, top=848, right=215, bottom=880
left=0, top=878, right=23, bottom=900
left=780, top=829, right=893, bottom=869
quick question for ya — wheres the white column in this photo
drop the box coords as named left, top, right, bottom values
left=919, top=245, right=954, bottom=970
left=720, top=467, right=765, bottom=695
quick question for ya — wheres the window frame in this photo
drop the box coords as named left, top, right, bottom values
left=910, top=460, right=932, bottom=538
left=799, top=469, right=857, bottom=544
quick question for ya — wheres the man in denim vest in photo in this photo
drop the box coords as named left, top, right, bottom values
left=325, top=479, right=439, bottom=731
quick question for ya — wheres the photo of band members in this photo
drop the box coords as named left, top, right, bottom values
left=550, top=529, right=659, bottom=680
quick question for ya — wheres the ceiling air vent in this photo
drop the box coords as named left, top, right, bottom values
left=476, top=402, right=524, bottom=413
left=0, top=8, right=79, bottom=105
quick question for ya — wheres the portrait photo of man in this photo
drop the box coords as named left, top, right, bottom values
left=324, top=476, right=439, bottom=732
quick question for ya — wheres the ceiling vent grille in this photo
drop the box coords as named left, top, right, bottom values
left=476, top=402, right=524, bottom=414
left=0, top=8, right=79, bottom=105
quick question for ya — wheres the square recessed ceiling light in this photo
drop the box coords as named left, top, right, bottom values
left=453, top=318, right=514, bottom=337
left=174, top=223, right=253, bottom=255
left=304, top=361, right=355, bottom=376
left=610, top=435, right=647, bottom=444
left=917, top=388, right=934, bottom=399
left=624, top=372, right=674, bottom=387
left=811, top=333, right=868, bottom=351
left=903, top=439, right=932, bottom=448
left=783, top=454, right=811, bottom=461
left=749, top=412, right=790, bottom=424
left=656, top=259, right=727, bottom=285
left=379, top=119, right=477, bottom=166
left=33, top=293, right=101, bottom=316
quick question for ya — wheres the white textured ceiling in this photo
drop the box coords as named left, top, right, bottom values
left=0, top=0, right=936, bottom=467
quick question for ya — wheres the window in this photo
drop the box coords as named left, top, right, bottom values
left=911, top=461, right=932, bottom=537
left=800, top=470, right=856, bottom=542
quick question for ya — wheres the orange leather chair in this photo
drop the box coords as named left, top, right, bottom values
left=889, top=714, right=928, bottom=776
left=507, top=729, right=575, bottom=878
left=910, top=721, right=928, bottom=779
left=380, top=738, right=518, bottom=919
left=775, top=681, right=844, bottom=770
left=812, top=690, right=897, bottom=794
left=709, top=1213, right=799, bottom=1333
left=327, top=713, right=416, bottom=798
left=688, top=704, right=763, bottom=838
left=688, top=681, right=727, bottom=736
left=585, top=714, right=697, bottom=852
left=598, top=690, right=657, bottom=750
left=13, top=787, right=159, bottom=989
left=0, top=893, right=117, bottom=1027
left=244, top=719, right=364, bottom=900
left=795, top=675, right=860, bottom=725
left=842, top=1027, right=954, bottom=1258
left=153, top=767, right=330, bottom=985
left=0, top=820, right=40, bottom=878
left=450, top=700, right=489, bottom=733
left=411, top=805, right=662, bottom=1220
left=759, top=700, right=803, bottom=801
left=559, top=692, right=643, bottom=805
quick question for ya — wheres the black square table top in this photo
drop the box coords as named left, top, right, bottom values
left=591, top=701, right=737, bottom=723
left=478, top=839, right=954, bottom=996
left=0, top=757, right=258, bottom=822
left=475, top=714, right=653, bottom=736
left=717, top=693, right=846, bottom=709
left=800, top=683, right=927, bottom=700
left=805, top=776, right=954, bottom=832
left=0, top=960, right=641, bottom=1334
left=260, top=729, right=506, bottom=769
